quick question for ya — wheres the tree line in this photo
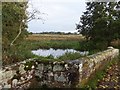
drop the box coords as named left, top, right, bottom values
left=29, top=32, right=78, bottom=35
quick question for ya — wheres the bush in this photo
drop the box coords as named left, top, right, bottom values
left=79, top=40, right=108, bottom=51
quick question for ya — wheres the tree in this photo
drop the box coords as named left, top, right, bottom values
left=2, top=2, right=28, bottom=50
left=76, top=2, right=120, bottom=48
left=2, top=2, right=44, bottom=64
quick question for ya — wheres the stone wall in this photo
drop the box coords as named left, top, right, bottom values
left=0, top=47, right=119, bottom=88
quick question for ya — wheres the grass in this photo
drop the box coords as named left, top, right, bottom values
left=23, top=34, right=86, bottom=50
left=3, top=34, right=100, bottom=65
left=30, top=52, right=85, bottom=62
left=17, top=40, right=99, bottom=61
left=13, top=34, right=85, bottom=62
left=20, top=40, right=81, bottom=50
left=16, top=34, right=101, bottom=61
left=58, top=52, right=84, bottom=60
left=26, top=34, right=85, bottom=41
left=3, top=34, right=84, bottom=64
left=16, top=41, right=86, bottom=61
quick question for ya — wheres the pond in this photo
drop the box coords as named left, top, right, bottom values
left=32, top=48, right=89, bottom=58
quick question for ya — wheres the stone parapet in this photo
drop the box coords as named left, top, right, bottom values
left=0, top=47, right=119, bottom=88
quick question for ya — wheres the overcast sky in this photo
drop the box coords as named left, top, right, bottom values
left=28, top=0, right=86, bottom=33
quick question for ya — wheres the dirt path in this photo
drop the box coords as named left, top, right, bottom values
left=97, top=61, right=120, bottom=89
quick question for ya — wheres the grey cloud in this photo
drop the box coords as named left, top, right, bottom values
left=28, top=0, right=86, bottom=33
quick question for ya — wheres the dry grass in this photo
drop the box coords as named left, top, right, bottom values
left=111, top=39, right=120, bottom=47
left=26, top=34, right=85, bottom=41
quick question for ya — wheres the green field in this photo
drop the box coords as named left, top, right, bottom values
left=17, top=34, right=85, bottom=60
left=23, top=34, right=85, bottom=50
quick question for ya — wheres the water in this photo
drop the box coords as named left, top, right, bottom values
left=32, top=48, right=89, bottom=58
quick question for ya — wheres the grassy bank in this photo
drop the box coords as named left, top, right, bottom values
left=15, top=40, right=102, bottom=64
left=17, top=34, right=102, bottom=60
left=3, top=34, right=85, bottom=65
left=13, top=34, right=85, bottom=61
left=16, top=40, right=85, bottom=61
left=3, top=34, right=101, bottom=65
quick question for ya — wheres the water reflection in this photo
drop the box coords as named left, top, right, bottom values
left=32, top=48, right=89, bottom=58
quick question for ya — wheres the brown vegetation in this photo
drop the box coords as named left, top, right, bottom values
left=111, top=39, right=120, bottom=47
left=26, top=34, right=85, bottom=41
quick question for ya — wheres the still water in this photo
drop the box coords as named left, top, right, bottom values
left=32, top=48, right=89, bottom=58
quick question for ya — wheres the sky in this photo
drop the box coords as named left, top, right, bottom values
left=27, top=0, right=86, bottom=33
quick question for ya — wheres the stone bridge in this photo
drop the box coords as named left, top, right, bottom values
left=0, top=47, right=119, bottom=89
